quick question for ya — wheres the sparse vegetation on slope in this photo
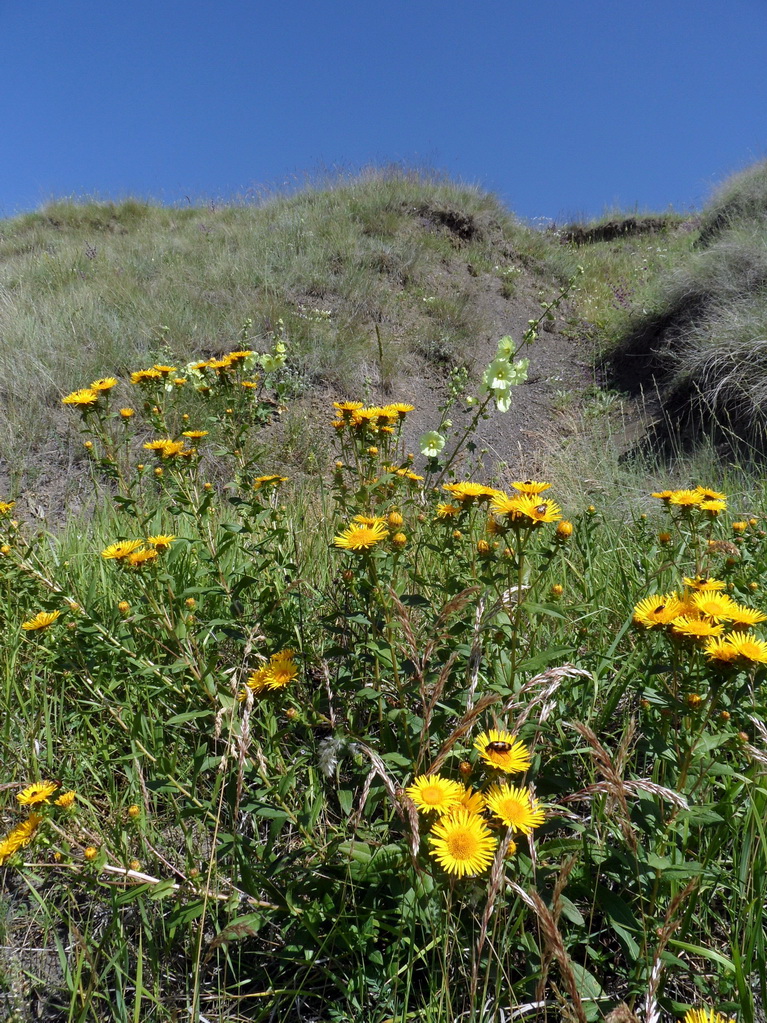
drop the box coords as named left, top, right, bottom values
left=606, top=160, right=767, bottom=453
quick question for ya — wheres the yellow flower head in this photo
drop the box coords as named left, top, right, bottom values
left=253, top=474, right=288, bottom=489
left=695, top=486, right=727, bottom=502
left=21, top=610, right=61, bottom=631
left=691, top=591, right=738, bottom=622
left=511, top=479, right=552, bottom=495
left=334, top=520, right=389, bottom=552
left=726, top=632, right=767, bottom=665
left=683, top=1008, right=735, bottom=1023
left=683, top=576, right=726, bottom=592
left=17, top=780, right=59, bottom=805
left=120, top=408, right=135, bottom=418
left=511, top=478, right=552, bottom=495
left=0, top=500, right=15, bottom=515
left=442, top=482, right=499, bottom=502
left=556, top=520, right=574, bottom=538
left=703, top=637, right=740, bottom=665
left=130, top=368, right=162, bottom=384
left=485, top=782, right=545, bottom=833
left=457, top=787, right=486, bottom=815
left=671, top=616, right=724, bottom=640
left=727, top=604, right=767, bottom=628
left=436, top=503, right=462, bottom=519
left=146, top=534, right=176, bottom=551
left=668, top=490, right=705, bottom=508
left=182, top=430, right=208, bottom=440
left=91, top=377, right=118, bottom=391
left=54, top=790, right=77, bottom=808
left=62, top=388, right=99, bottom=407
left=0, top=813, right=43, bottom=865
left=405, top=774, right=465, bottom=815
left=474, top=730, right=531, bottom=773
left=101, top=539, right=144, bottom=561
left=632, top=594, right=684, bottom=629
left=429, top=809, right=498, bottom=877
left=126, top=548, right=158, bottom=568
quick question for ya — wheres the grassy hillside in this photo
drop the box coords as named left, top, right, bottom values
left=5, top=167, right=767, bottom=1023
left=0, top=171, right=569, bottom=469
left=605, top=159, right=767, bottom=453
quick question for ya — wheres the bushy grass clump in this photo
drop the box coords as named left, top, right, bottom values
left=605, top=161, right=767, bottom=452
left=1, top=334, right=766, bottom=1023
left=698, top=158, right=767, bottom=245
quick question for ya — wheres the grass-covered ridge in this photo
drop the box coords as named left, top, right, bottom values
left=605, top=159, right=767, bottom=452
left=0, top=170, right=568, bottom=470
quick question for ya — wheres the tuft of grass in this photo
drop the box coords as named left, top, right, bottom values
left=698, top=157, right=767, bottom=245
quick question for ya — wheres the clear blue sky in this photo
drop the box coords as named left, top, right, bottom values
left=3, top=0, right=766, bottom=222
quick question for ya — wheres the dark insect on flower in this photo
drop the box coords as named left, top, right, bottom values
left=535, top=505, right=549, bottom=516
left=485, top=741, right=514, bottom=755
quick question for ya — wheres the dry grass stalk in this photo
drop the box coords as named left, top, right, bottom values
left=470, top=826, right=517, bottom=1002
left=567, top=721, right=638, bottom=853
left=643, top=877, right=699, bottom=1023
left=502, top=664, right=592, bottom=731
left=509, top=881, right=588, bottom=1023
left=535, top=856, right=578, bottom=1006
left=353, top=741, right=421, bottom=859
left=564, top=778, right=689, bottom=812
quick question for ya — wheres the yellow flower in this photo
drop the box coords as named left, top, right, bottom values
left=695, top=486, right=727, bottom=501
left=703, top=637, right=740, bottom=664
left=668, top=489, right=705, bottom=507
left=119, top=408, right=135, bottom=418
left=383, top=402, right=415, bottom=417
left=683, top=1008, right=735, bottom=1023
left=556, top=520, right=573, bottom=538
left=0, top=813, right=43, bottom=865
left=54, top=790, right=77, bottom=808
left=671, top=616, right=724, bottom=640
left=387, top=511, right=404, bottom=528
left=0, top=500, right=15, bottom=515
left=91, top=377, right=118, bottom=391
left=726, top=632, right=767, bottom=665
left=146, top=534, right=176, bottom=551
left=62, top=388, right=99, bottom=406
left=118, top=601, right=130, bottom=614
left=130, top=368, right=162, bottom=384
left=442, top=482, right=499, bottom=502
left=513, top=494, right=562, bottom=524
left=181, top=430, right=208, bottom=439
left=436, top=503, right=462, bottom=519
left=510, top=479, right=551, bottom=495
left=429, top=809, right=498, bottom=877
left=474, top=730, right=531, bottom=773
left=727, top=604, right=767, bottom=628
left=632, top=594, right=683, bottom=629
left=17, top=780, right=59, bottom=805
left=83, top=846, right=98, bottom=861
left=334, top=520, right=389, bottom=551
left=485, top=782, right=545, bottom=834
left=405, top=774, right=465, bottom=815
left=392, top=532, right=407, bottom=548
left=456, top=787, right=486, bottom=815
left=128, top=804, right=141, bottom=817
left=101, top=539, right=144, bottom=560
left=253, top=474, right=288, bottom=489
left=21, top=610, right=61, bottom=631
left=126, top=548, right=158, bottom=568
left=651, top=490, right=674, bottom=502
left=683, top=576, right=726, bottom=591
left=152, top=364, right=177, bottom=376
left=691, top=591, right=738, bottom=622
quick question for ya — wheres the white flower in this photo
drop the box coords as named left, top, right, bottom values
left=496, top=335, right=516, bottom=359
left=419, top=430, right=446, bottom=458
